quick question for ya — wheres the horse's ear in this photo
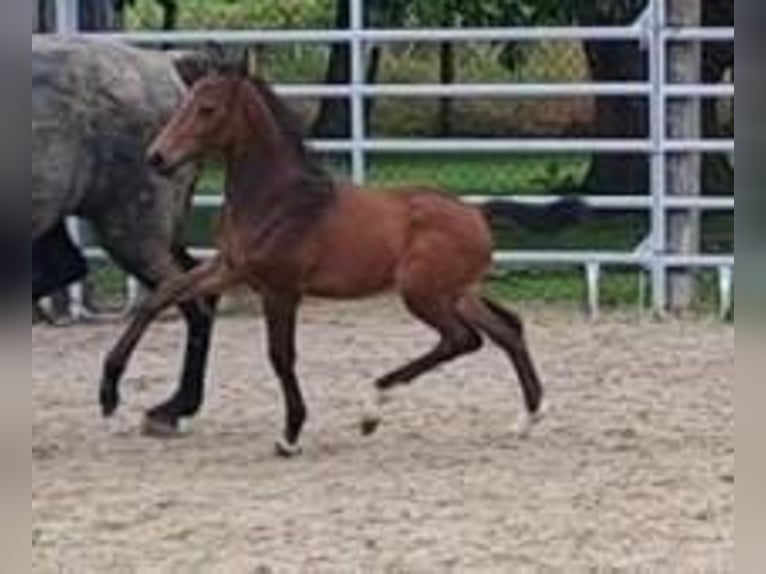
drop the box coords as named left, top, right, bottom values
left=168, top=50, right=211, bottom=87
left=204, top=41, right=226, bottom=74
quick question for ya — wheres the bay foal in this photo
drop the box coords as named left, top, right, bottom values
left=100, top=65, right=550, bottom=456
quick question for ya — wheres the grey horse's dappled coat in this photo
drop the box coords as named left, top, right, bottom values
left=33, top=36, right=218, bottom=431
left=32, top=35, right=198, bottom=296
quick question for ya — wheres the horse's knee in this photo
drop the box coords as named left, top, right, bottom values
left=448, top=326, right=483, bottom=355
left=462, top=328, right=484, bottom=353
left=180, top=299, right=216, bottom=338
left=481, top=296, right=525, bottom=337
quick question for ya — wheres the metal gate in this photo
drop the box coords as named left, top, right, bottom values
left=46, top=0, right=734, bottom=317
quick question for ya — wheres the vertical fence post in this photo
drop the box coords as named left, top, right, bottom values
left=666, top=0, right=702, bottom=311
left=649, top=0, right=668, bottom=315
left=349, top=0, right=366, bottom=184
left=54, top=0, right=78, bottom=35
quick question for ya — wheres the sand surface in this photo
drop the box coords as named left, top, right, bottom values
left=33, top=298, right=734, bottom=572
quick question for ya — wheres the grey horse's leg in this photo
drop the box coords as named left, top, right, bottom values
left=92, top=219, right=219, bottom=434
left=145, top=246, right=221, bottom=434
left=100, top=257, right=233, bottom=424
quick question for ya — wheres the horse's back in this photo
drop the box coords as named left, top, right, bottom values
left=387, top=186, right=493, bottom=290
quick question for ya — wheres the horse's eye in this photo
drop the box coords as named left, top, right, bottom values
left=198, top=104, right=216, bottom=118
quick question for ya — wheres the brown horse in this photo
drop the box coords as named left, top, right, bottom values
left=100, top=63, right=579, bottom=456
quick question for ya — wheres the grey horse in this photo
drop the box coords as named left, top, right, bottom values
left=32, top=35, right=216, bottom=434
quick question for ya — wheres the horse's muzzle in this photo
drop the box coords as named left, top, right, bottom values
left=146, top=151, right=175, bottom=176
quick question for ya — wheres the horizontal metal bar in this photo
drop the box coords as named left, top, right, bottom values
left=663, top=255, right=734, bottom=267
left=275, top=82, right=653, bottom=99
left=662, top=27, right=734, bottom=42
left=193, top=195, right=223, bottom=208
left=83, top=247, right=109, bottom=259
left=495, top=251, right=733, bottom=267
left=664, top=196, right=734, bottom=209
left=362, top=27, right=647, bottom=43
left=75, top=29, right=351, bottom=45
left=311, top=138, right=653, bottom=153
left=276, top=84, right=351, bottom=98
left=495, top=251, right=649, bottom=265
left=78, top=25, right=647, bottom=47
left=272, top=82, right=734, bottom=100
left=84, top=246, right=733, bottom=270
left=192, top=194, right=734, bottom=212
left=61, top=25, right=734, bottom=46
left=663, top=139, right=734, bottom=153
left=275, top=83, right=657, bottom=100
left=364, top=83, right=651, bottom=98
left=664, top=84, right=734, bottom=98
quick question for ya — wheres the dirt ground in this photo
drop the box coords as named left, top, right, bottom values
left=33, top=298, right=734, bottom=573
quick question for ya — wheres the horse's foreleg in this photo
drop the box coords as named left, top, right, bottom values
left=143, top=248, right=221, bottom=435
left=100, top=256, right=235, bottom=419
left=261, top=289, right=306, bottom=457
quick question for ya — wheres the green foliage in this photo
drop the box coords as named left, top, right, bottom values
left=127, top=0, right=335, bottom=29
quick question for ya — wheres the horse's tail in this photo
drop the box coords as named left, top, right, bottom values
left=481, top=195, right=590, bottom=232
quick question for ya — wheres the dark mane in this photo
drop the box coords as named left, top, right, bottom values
left=248, top=76, right=335, bottom=200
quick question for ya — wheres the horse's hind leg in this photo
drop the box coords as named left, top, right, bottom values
left=361, top=289, right=483, bottom=436
left=457, top=294, right=546, bottom=437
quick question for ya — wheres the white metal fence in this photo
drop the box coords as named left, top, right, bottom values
left=49, top=0, right=734, bottom=317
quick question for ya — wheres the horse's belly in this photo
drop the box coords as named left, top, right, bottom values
left=303, top=191, right=406, bottom=298
left=304, top=226, right=402, bottom=298
left=305, top=243, right=398, bottom=298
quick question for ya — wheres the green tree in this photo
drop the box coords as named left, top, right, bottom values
left=411, top=0, right=731, bottom=196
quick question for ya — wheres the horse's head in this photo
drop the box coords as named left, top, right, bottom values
left=147, top=58, right=260, bottom=176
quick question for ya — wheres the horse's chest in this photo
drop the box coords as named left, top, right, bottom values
left=218, top=221, right=304, bottom=284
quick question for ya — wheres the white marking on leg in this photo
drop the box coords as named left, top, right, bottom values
left=361, top=388, right=384, bottom=423
left=274, top=437, right=302, bottom=458
left=515, top=398, right=548, bottom=439
left=360, top=386, right=398, bottom=433
left=104, top=411, right=132, bottom=437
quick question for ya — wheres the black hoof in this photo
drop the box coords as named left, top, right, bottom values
left=360, top=417, right=381, bottom=437
left=100, top=385, right=119, bottom=418
left=141, top=414, right=182, bottom=438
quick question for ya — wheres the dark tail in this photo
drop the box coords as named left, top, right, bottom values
left=482, top=196, right=589, bottom=233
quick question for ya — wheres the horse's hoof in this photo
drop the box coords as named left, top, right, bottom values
left=141, top=415, right=182, bottom=438
left=100, top=387, right=119, bottom=418
left=104, top=412, right=132, bottom=437
left=515, top=400, right=548, bottom=439
left=274, top=438, right=302, bottom=458
left=360, top=416, right=381, bottom=437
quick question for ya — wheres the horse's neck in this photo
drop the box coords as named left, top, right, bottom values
left=224, top=87, right=288, bottom=203
left=224, top=142, right=297, bottom=216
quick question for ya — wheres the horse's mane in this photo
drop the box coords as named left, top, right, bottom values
left=248, top=75, right=336, bottom=201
